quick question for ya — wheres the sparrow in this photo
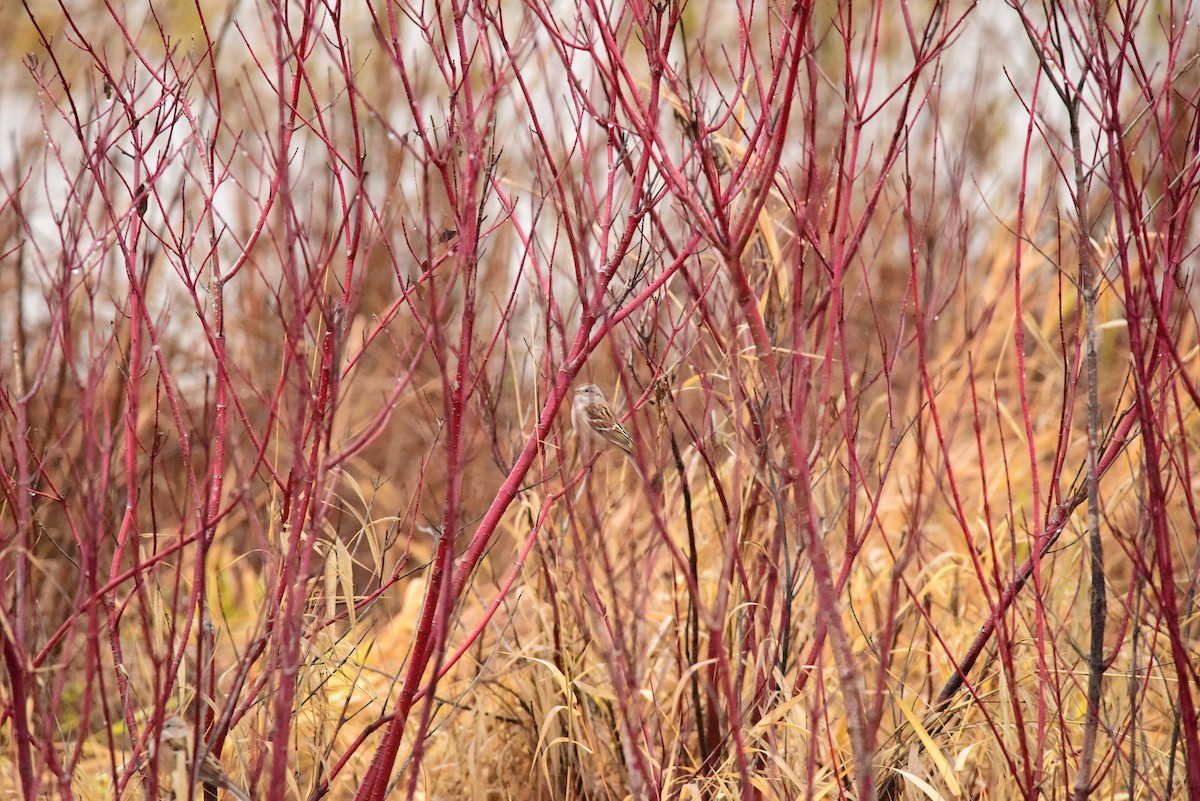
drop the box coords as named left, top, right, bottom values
left=155, top=716, right=250, bottom=801
left=572, top=384, right=634, bottom=454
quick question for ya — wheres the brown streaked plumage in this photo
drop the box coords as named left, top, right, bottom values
left=156, top=716, right=250, bottom=801
left=572, top=384, right=634, bottom=454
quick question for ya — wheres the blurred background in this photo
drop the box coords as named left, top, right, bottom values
left=1, top=1, right=1199, bottom=798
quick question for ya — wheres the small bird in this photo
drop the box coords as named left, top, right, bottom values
left=572, top=384, right=634, bottom=454
left=155, top=716, right=251, bottom=801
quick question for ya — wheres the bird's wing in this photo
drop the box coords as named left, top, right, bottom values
left=585, top=402, right=633, bottom=449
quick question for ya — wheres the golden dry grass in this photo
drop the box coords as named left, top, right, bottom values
left=4, top=2, right=1200, bottom=800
